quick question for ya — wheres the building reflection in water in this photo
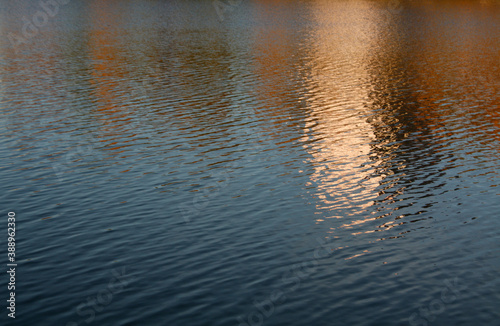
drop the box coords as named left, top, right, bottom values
left=296, top=0, right=500, bottom=241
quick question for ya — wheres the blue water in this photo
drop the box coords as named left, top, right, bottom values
left=1, top=0, right=499, bottom=325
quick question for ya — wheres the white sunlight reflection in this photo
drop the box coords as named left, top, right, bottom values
left=302, top=1, right=387, bottom=229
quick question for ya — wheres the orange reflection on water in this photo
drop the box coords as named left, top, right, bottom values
left=87, top=1, right=136, bottom=155
left=249, top=0, right=307, bottom=141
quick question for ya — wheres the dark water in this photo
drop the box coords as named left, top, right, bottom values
left=1, top=0, right=499, bottom=325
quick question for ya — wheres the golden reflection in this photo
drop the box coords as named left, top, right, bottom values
left=303, top=0, right=500, bottom=238
left=345, top=250, right=370, bottom=260
left=303, top=1, right=383, bottom=220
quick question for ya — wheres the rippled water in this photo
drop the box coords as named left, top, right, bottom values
left=1, top=0, right=499, bottom=325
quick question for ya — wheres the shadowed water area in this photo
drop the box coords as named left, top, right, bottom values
left=0, top=0, right=499, bottom=325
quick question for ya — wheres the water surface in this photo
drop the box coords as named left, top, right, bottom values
left=0, top=1, right=499, bottom=325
